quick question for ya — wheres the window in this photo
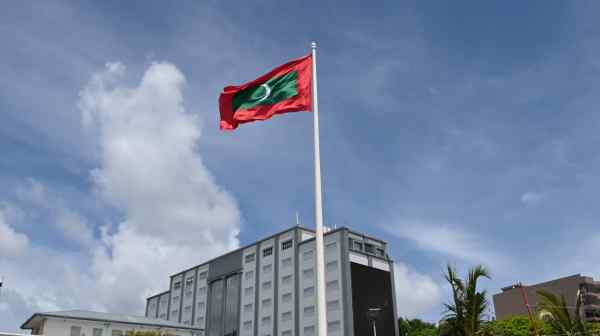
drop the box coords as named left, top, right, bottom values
left=282, top=274, right=293, bottom=285
left=364, top=243, right=375, bottom=254
left=172, top=309, right=179, bottom=316
left=197, top=316, right=205, bottom=324
left=353, top=241, right=363, bottom=251
left=327, top=300, right=340, bottom=312
left=198, top=271, right=208, bottom=280
left=185, top=290, right=193, bottom=297
left=186, top=277, right=194, bottom=288
left=327, top=321, right=341, bottom=333
left=197, top=287, right=207, bottom=297
left=244, top=286, right=254, bottom=296
left=377, top=248, right=385, bottom=257
left=244, top=303, right=253, bottom=313
left=282, top=292, right=292, bottom=303
left=326, top=261, right=338, bottom=273
left=281, top=311, right=292, bottom=322
left=159, top=313, right=166, bottom=319
left=282, top=330, right=292, bottom=336
left=70, top=326, right=82, bottom=336
left=263, top=264, right=273, bottom=273
left=185, top=305, right=192, bottom=311
left=263, top=247, right=273, bottom=257
left=244, top=270, right=254, bottom=281
left=173, top=281, right=182, bottom=290
left=111, top=330, right=123, bottom=336
left=183, top=320, right=190, bottom=325
left=262, top=280, right=272, bottom=290
left=262, top=298, right=273, bottom=308
left=304, top=326, right=315, bottom=336
left=303, top=269, right=314, bottom=280
left=198, top=302, right=205, bottom=311
left=303, top=286, right=315, bottom=298
left=282, top=240, right=293, bottom=250
left=172, top=295, right=180, bottom=302
left=326, top=280, right=339, bottom=292
left=281, top=257, right=292, bottom=268
left=304, top=305, right=315, bottom=317
left=245, top=253, right=255, bottom=263
left=303, top=250, right=313, bottom=259
left=243, top=321, right=253, bottom=330
left=326, top=241, right=337, bottom=250
left=261, top=316, right=271, bottom=326
left=208, top=279, right=224, bottom=336
left=224, top=274, right=241, bottom=336
left=93, top=328, right=103, bottom=336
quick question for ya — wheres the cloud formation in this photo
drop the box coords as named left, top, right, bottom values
left=0, top=206, right=29, bottom=256
left=386, top=221, right=506, bottom=269
left=0, top=62, right=242, bottom=330
left=394, top=262, right=443, bottom=319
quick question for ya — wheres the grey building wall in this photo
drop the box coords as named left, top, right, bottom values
left=277, top=231, right=296, bottom=336
left=239, top=246, right=257, bottom=336
left=146, top=226, right=397, bottom=336
left=158, top=292, right=170, bottom=320
left=194, top=265, right=209, bottom=328
left=181, top=268, right=197, bottom=325
left=258, top=238, right=276, bottom=336
left=169, top=273, right=184, bottom=322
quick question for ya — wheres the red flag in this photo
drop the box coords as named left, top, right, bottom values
left=219, top=55, right=312, bottom=130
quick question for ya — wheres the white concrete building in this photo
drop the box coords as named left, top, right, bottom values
left=21, top=310, right=203, bottom=336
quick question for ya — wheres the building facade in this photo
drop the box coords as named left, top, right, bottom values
left=145, top=226, right=399, bottom=336
left=21, top=310, right=203, bottom=336
left=493, top=274, right=600, bottom=322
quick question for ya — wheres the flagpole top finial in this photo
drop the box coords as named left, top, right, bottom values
left=311, top=41, right=317, bottom=49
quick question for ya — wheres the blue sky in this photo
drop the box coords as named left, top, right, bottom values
left=2, top=0, right=600, bottom=331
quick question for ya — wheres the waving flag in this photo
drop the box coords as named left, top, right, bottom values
left=219, top=54, right=312, bottom=130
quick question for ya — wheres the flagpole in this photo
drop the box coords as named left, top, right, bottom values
left=311, top=41, right=328, bottom=336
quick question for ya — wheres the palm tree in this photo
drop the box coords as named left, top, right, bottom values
left=440, top=265, right=490, bottom=336
left=537, top=289, right=586, bottom=336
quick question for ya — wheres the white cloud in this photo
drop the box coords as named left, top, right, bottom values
left=80, top=61, right=241, bottom=312
left=386, top=221, right=506, bottom=268
left=0, top=61, right=242, bottom=329
left=520, top=191, right=544, bottom=207
left=0, top=207, right=29, bottom=256
left=394, top=262, right=443, bottom=318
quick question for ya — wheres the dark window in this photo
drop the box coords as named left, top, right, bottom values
left=263, top=247, right=273, bottom=257
left=70, top=326, right=82, bottom=336
left=282, top=240, right=293, bottom=250
left=364, top=243, right=375, bottom=254
left=173, top=281, right=182, bottom=290
left=245, top=253, right=255, bottom=263
left=93, top=328, right=103, bottom=336
left=354, top=241, right=363, bottom=251
left=224, top=274, right=241, bottom=336
left=377, top=248, right=385, bottom=257
left=207, top=280, right=224, bottom=336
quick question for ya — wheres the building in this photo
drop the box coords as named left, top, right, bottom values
left=20, top=310, right=203, bottom=336
left=145, top=226, right=399, bottom=336
left=493, top=274, right=600, bottom=322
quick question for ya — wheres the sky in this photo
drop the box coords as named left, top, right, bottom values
left=2, top=0, right=600, bottom=331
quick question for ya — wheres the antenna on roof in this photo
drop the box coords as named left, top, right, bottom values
left=295, top=211, right=301, bottom=226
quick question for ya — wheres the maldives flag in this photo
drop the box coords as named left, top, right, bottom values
left=219, top=54, right=312, bottom=130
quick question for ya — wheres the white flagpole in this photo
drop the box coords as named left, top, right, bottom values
left=311, top=41, right=328, bottom=336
